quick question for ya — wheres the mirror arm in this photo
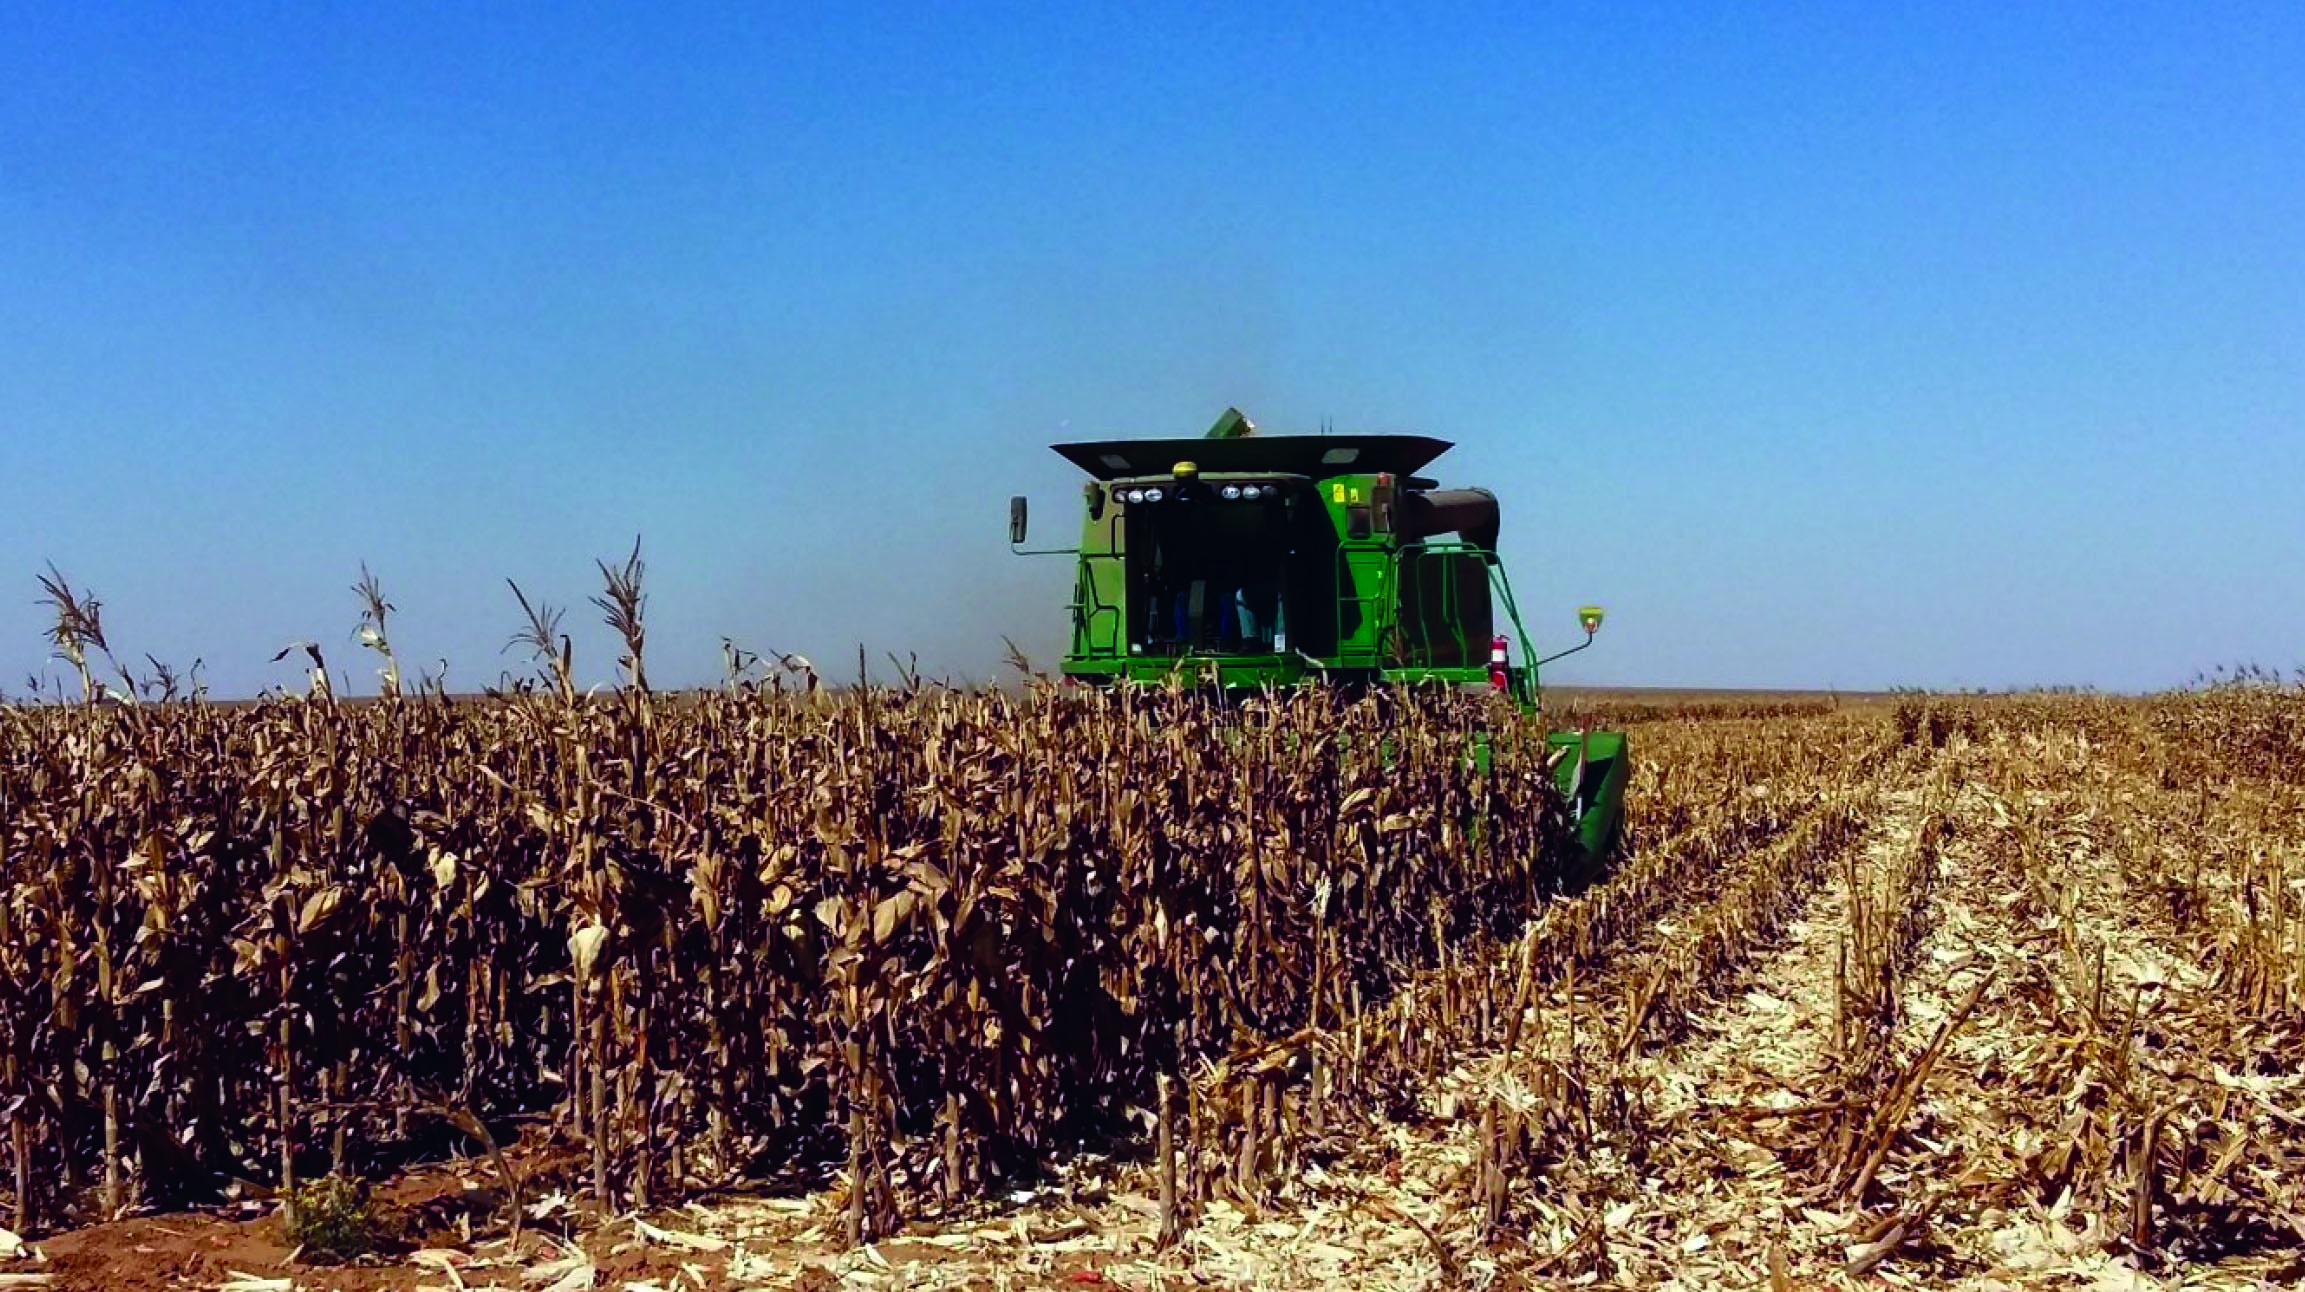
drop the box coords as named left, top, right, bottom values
left=1531, top=633, right=1597, bottom=670
left=1010, top=543, right=1079, bottom=557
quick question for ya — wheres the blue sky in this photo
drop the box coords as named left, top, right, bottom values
left=2, top=2, right=2298, bottom=695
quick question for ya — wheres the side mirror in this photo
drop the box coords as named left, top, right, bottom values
left=1008, top=496, right=1029, bottom=546
left=1578, top=605, right=1605, bottom=636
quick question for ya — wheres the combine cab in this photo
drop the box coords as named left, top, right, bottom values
left=1009, top=408, right=1628, bottom=860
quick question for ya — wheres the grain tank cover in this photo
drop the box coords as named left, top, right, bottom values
left=1051, top=434, right=1453, bottom=481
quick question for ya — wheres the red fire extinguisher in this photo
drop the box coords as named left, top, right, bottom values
left=1489, top=634, right=1509, bottom=690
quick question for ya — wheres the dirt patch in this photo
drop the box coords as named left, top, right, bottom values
left=15, top=1136, right=600, bottom=1292
left=38, top=1213, right=307, bottom=1292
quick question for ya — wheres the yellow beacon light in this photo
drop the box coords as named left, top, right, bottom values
left=1579, top=605, right=1606, bottom=636
left=1172, top=460, right=1199, bottom=480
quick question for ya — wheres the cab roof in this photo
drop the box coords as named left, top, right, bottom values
left=1050, top=434, right=1453, bottom=481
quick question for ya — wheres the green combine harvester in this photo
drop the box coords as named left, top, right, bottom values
left=1008, top=408, right=1629, bottom=860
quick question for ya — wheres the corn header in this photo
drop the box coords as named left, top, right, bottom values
left=1010, top=408, right=1629, bottom=860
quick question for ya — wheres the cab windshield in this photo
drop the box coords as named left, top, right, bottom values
left=1126, top=487, right=1291, bottom=656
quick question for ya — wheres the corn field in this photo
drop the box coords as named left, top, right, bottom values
left=7, top=642, right=2305, bottom=1290
left=0, top=684, right=1577, bottom=1242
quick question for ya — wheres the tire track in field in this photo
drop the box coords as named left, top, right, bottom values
left=1881, top=724, right=2305, bottom=1289
left=1849, top=725, right=2198, bottom=1289
left=1511, top=736, right=1953, bottom=1290
left=1284, top=730, right=1928, bottom=1288
left=1084, top=722, right=1920, bottom=1291
left=1678, top=720, right=2305, bottom=1292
